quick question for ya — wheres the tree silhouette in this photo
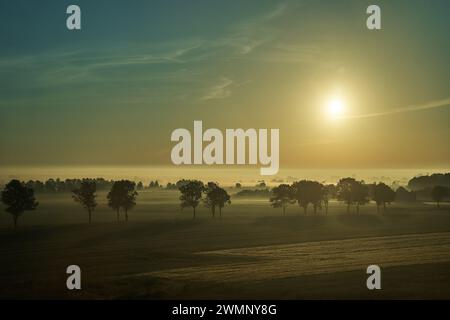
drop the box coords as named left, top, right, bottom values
left=72, top=180, right=97, bottom=223
left=408, top=173, right=450, bottom=191
left=431, top=186, right=448, bottom=208
left=166, top=182, right=178, bottom=190
left=107, top=182, right=122, bottom=222
left=270, top=184, right=294, bottom=215
left=292, top=180, right=325, bottom=215
left=149, top=180, right=161, bottom=188
left=176, top=179, right=189, bottom=189
left=216, top=187, right=231, bottom=218
left=121, top=181, right=138, bottom=222
left=292, top=180, right=310, bottom=214
left=179, top=180, right=204, bottom=219
left=204, top=182, right=220, bottom=218
left=372, top=183, right=395, bottom=213
left=321, top=187, right=329, bottom=215
left=353, top=181, right=370, bottom=213
left=336, top=177, right=369, bottom=213
left=309, top=181, right=325, bottom=214
left=337, top=177, right=355, bottom=213
left=1, top=180, right=38, bottom=228
left=107, top=180, right=138, bottom=222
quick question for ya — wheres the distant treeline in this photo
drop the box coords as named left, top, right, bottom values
left=11, top=173, right=450, bottom=195
left=1, top=174, right=448, bottom=206
left=1, top=174, right=449, bottom=228
left=234, top=189, right=271, bottom=198
left=235, top=184, right=418, bottom=200
left=14, top=178, right=175, bottom=193
left=21, top=178, right=115, bottom=193
left=408, top=173, right=450, bottom=190
left=2, top=174, right=449, bottom=204
left=235, top=183, right=447, bottom=203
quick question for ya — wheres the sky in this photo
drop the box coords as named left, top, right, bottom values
left=0, top=0, right=449, bottom=173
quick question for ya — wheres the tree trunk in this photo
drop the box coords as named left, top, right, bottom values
left=88, top=209, right=92, bottom=223
left=125, top=209, right=128, bottom=222
left=282, top=206, right=285, bottom=216
left=313, top=205, right=317, bottom=215
left=376, top=204, right=379, bottom=213
left=219, top=207, right=222, bottom=218
left=383, top=202, right=386, bottom=213
left=116, top=208, right=120, bottom=222
left=193, top=207, right=196, bottom=220
left=212, top=206, right=215, bottom=219
left=13, top=215, right=18, bottom=228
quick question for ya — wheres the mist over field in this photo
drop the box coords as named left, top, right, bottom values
left=1, top=179, right=450, bottom=299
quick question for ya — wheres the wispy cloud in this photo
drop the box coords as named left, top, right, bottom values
left=206, top=2, right=292, bottom=56
left=0, top=2, right=306, bottom=106
left=343, top=98, right=450, bottom=119
left=0, top=39, right=208, bottom=97
left=200, top=78, right=234, bottom=101
left=239, top=43, right=324, bottom=65
left=199, top=77, right=253, bottom=101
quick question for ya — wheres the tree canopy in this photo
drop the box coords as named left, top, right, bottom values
left=178, top=180, right=205, bottom=219
left=1, top=179, right=39, bottom=228
left=72, top=180, right=97, bottom=223
left=291, top=180, right=326, bottom=215
left=372, top=183, right=395, bottom=213
left=270, top=184, right=294, bottom=215
left=107, top=180, right=138, bottom=222
left=204, top=182, right=231, bottom=218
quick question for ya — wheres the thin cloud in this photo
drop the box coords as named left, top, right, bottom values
left=240, top=43, right=324, bottom=65
left=212, top=2, right=291, bottom=56
left=0, top=3, right=295, bottom=88
left=200, top=78, right=234, bottom=101
left=343, top=98, right=450, bottom=119
left=199, top=78, right=253, bottom=101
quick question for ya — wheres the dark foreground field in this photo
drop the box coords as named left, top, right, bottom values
left=1, top=190, right=450, bottom=299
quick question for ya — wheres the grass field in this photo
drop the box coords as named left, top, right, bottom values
left=1, top=189, right=450, bottom=299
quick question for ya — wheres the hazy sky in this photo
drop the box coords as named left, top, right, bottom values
left=0, top=0, right=449, bottom=170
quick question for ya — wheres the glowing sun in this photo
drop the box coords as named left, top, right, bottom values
left=326, top=98, right=345, bottom=119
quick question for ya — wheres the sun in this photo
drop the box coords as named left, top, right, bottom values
left=326, top=98, right=345, bottom=120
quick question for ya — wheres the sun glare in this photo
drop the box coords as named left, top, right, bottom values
left=326, top=98, right=345, bottom=120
